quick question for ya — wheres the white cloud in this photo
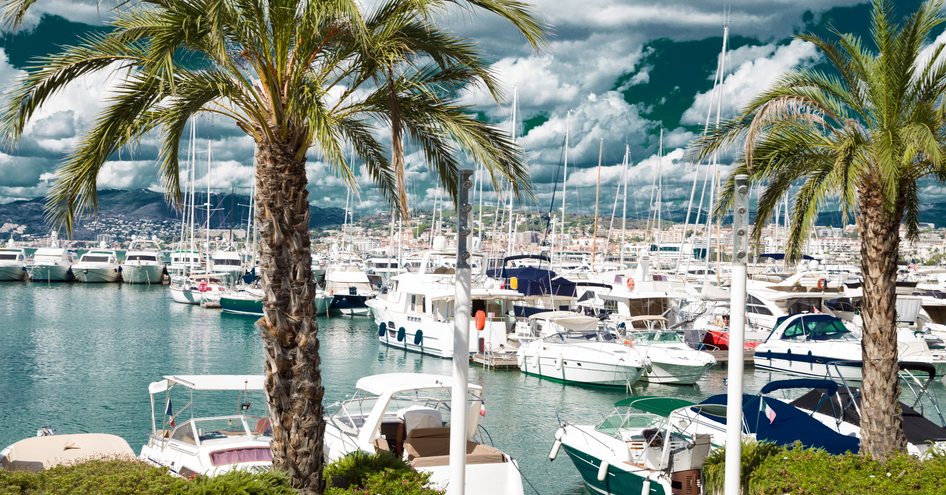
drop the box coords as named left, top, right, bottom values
left=2, top=0, right=119, bottom=31
left=681, top=39, right=820, bottom=124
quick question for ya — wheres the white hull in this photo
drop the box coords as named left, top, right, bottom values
left=170, top=285, right=201, bottom=304
left=753, top=354, right=865, bottom=380
left=121, top=265, right=165, bottom=284
left=73, top=266, right=121, bottom=283
left=635, top=345, right=716, bottom=385
left=28, top=264, right=71, bottom=282
left=0, top=264, right=27, bottom=281
left=374, top=308, right=509, bottom=358
left=643, top=360, right=714, bottom=385
left=517, top=343, right=645, bottom=387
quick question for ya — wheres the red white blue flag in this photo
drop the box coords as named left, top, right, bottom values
left=166, top=399, right=176, bottom=428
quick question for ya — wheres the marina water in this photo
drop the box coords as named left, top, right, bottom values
left=5, top=282, right=946, bottom=494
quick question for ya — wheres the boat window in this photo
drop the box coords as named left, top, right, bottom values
left=0, top=253, right=19, bottom=260
left=780, top=320, right=807, bottom=341
left=214, top=259, right=242, bottom=266
left=746, top=295, right=773, bottom=315
left=126, top=255, right=157, bottom=262
left=171, top=424, right=196, bottom=445
left=81, top=255, right=110, bottom=263
left=210, top=447, right=273, bottom=466
left=804, top=317, right=854, bottom=341
left=192, top=418, right=249, bottom=443
left=411, top=294, right=425, bottom=313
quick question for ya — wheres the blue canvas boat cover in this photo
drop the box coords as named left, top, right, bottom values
left=699, top=394, right=860, bottom=455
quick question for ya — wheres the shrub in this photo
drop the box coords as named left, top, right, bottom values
left=184, top=470, right=295, bottom=495
left=702, top=442, right=946, bottom=495
left=0, top=459, right=185, bottom=495
left=323, top=451, right=411, bottom=489
left=325, top=469, right=443, bottom=495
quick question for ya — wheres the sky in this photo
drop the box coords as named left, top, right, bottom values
left=0, top=0, right=937, bottom=222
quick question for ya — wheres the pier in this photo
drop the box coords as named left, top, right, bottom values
left=708, top=349, right=755, bottom=366
left=470, top=353, right=520, bottom=370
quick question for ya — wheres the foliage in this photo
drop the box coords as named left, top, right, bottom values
left=325, top=469, right=443, bottom=495
left=323, top=451, right=411, bottom=489
left=0, top=459, right=185, bottom=495
left=185, top=470, right=296, bottom=495
left=701, top=443, right=946, bottom=495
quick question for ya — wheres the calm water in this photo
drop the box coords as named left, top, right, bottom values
left=4, top=283, right=946, bottom=494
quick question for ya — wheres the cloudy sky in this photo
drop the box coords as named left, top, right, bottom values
left=0, top=0, right=935, bottom=222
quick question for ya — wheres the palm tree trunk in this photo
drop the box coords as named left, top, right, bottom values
left=856, top=186, right=907, bottom=459
left=255, top=139, right=325, bottom=494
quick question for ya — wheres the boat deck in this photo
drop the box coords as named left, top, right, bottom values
left=470, top=353, right=519, bottom=370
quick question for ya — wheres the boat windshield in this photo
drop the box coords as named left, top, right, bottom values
left=781, top=316, right=857, bottom=342
left=596, top=410, right=664, bottom=440
left=126, top=255, right=157, bottom=262
left=0, top=253, right=20, bottom=260
left=81, top=255, right=111, bottom=263
left=190, top=417, right=253, bottom=443
left=545, top=331, right=619, bottom=343
left=633, top=331, right=684, bottom=343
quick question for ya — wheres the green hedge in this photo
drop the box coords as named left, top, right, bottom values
left=703, top=442, right=946, bottom=495
left=0, top=453, right=441, bottom=495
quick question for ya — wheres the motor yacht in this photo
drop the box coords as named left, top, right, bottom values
left=139, top=375, right=272, bottom=477
left=610, top=316, right=716, bottom=385
left=323, top=373, right=525, bottom=494
left=515, top=311, right=647, bottom=388
left=121, top=238, right=166, bottom=284
left=72, top=249, right=122, bottom=283
left=0, top=246, right=28, bottom=281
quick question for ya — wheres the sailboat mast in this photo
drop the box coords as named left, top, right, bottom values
left=620, top=144, right=629, bottom=267
left=205, top=138, right=212, bottom=273
left=560, top=111, right=570, bottom=260
left=506, top=87, right=518, bottom=254
left=591, top=138, right=603, bottom=270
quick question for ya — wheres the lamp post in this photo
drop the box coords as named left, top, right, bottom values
left=724, top=174, right=750, bottom=495
left=449, top=169, right=474, bottom=495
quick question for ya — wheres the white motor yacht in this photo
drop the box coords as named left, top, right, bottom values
left=140, top=375, right=272, bottom=477
left=210, top=250, right=244, bottom=283
left=72, top=249, right=122, bottom=283
left=611, top=316, right=716, bottom=385
left=121, top=238, right=166, bottom=284
left=368, top=249, right=521, bottom=358
left=515, top=311, right=647, bottom=388
left=0, top=246, right=28, bottom=281
left=325, top=265, right=376, bottom=315
left=168, top=250, right=202, bottom=277
left=755, top=313, right=946, bottom=379
left=324, top=373, right=525, bottom=495
left=28, top=247, right=74, bottom=282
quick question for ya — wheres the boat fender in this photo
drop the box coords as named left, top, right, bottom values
left=640, top=476, right=651, bottom=495
left=516, top=352, right=524, bottom=368
left=548, top=439, right=562, bottom=461
left=117, top=266, right=122, bottom=273
left=626, top=277, right=635, bottom=291
left=554, top=354, right=563, bottom=370
left=623, top=339, right=634, bottom=347
left=414, top=330, right=424, bottom=346
left=531, top=348, right=540, bottom=367
left=378, top=322, right=386, bottom=337
left=475, top=310, right=487, bottom=331
left=397, top=327, right=406, bottom=342
left=597, top=460, right=609, bottom=481
left=817, top=277, right=826, bottom=290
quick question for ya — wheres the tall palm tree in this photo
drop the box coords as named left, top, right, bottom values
left=0, top=0, right=544, bottom=492
left=693, top=0, right=946, bottom=459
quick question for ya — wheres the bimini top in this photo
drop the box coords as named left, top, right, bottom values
left=528, top=311, right=599, bottom=332
left=354, top=373, right=482, bottom=396
left=148, top=375, right=264, bottom=395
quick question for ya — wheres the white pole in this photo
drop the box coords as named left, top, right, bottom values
left=560, top=112, right=570, bottom=260
left=449, top=169, right=474, bottom=495
left=620, top=145, right=629, bottom=267
left=724, top=174, right=750, bottom=495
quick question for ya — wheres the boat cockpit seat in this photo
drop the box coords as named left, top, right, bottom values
left=400, top=406, right=443, bottom=435
left=379, top=421, right=406, bottom=456
left=642, top=428, right=663, bottom=447
left=409, top=443, right=506, bottom=468
left=254, top=417, right=272, bottom=436
left=403, top=427, right=477, bottom=460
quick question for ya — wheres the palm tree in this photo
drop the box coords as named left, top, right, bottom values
left=0, top=0, right=544, bottom=492
left=692, top=0, right=946, bottom=459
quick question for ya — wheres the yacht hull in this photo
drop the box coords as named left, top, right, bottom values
left=331, top=294, right=370, bottom=315
left=0, top=264, right=27, bottom=281
left=753, top=350, right=864, bottom=380
left=560, top=443, right=668, bottom=495
left=121, top=265, right=165, bottom=284
left=28, top=264, right=71, bottom=282
left=73, top=267, right=121, bottom=283
left=170, top=285, right=201, bottom=305
left=220, top=295, right=263, bottom=316
left=517, top=346, right=644, bottom=387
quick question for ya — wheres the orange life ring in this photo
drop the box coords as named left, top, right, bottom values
left=625, top=277, right=635, bottom=291
left=623, top=339, right=634, bottom=347
left=198, top=281, right=209, bottom=292
left=475, top=310, right=487, bottom=331
left=817, top=278, right=826, bottom=290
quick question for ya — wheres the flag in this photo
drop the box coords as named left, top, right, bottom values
left=764, top=401, right=776, bottom=424
left=166, top=399, right=176, bottom=428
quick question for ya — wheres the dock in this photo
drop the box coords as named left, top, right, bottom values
left=708, top=349, right=755, bottom=366
left=471, top=352, right=520, bottom=370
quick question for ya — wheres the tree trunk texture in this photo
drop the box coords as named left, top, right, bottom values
left=255, top=139, right=325, bottom=494
left=856, top=184, right=907, bottom=459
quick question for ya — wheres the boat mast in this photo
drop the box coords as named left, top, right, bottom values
left=560, top=111, right=570, bottom=261
left=205, top=137, right=212, bottom=273
left=506, top=87, right=518, bottom=255
left=591, top=138, right=603, bottom=270
left=620, top=144, right=629, bottom=267
left=188, top=120, right=198, bottom=276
